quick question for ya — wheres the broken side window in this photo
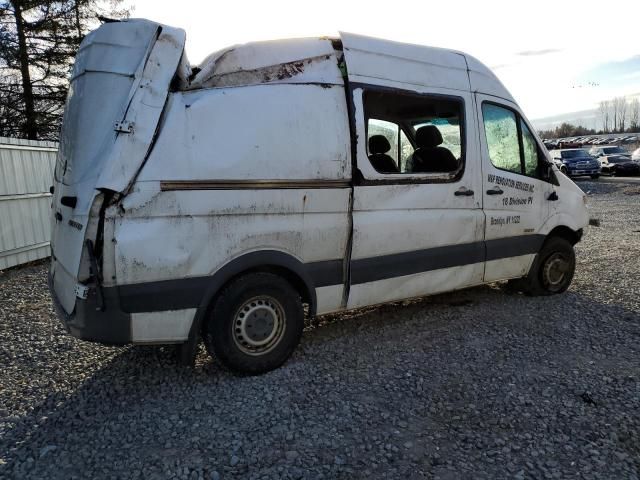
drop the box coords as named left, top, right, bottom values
left=364, top=90, right=464, bottom=175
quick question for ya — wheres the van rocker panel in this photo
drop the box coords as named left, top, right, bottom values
left=51, top=234, right=548, bottom=346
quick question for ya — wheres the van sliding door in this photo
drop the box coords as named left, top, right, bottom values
left=345, top=84, right=484, bottom=308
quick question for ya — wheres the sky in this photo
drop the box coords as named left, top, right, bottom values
left=132, top=0, right=640, bottom=125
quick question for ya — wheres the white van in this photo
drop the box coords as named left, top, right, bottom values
left=49, top=19, right=589, bottom=374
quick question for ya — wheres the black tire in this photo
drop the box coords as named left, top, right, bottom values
left=590, top=174, right=600, bottom=179
left=517, top=236, right=576, bottom=296
left=204, top=272, right=304, bottom=375
left=560, top=166, right=568, bottom=175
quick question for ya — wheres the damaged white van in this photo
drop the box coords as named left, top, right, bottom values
left=49, top=18, right=590, bottom=374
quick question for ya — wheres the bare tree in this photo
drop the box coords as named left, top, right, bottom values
left=616, top=96, right=627, bottom=132
left=612, top=98, right=619, bottom=132
left=630, top=98, right=640, bottom=131
left=599, top=100, right=611, bottom=133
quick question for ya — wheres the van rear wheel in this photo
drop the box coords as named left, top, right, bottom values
left=204, top=272, right=304, bottom=375
left=514, top=236, right=576, bottom=296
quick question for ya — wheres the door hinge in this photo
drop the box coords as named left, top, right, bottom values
left=114, top=120, right=134, bottom=134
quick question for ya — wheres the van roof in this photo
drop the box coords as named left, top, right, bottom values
left=185, top=30, right=514, bottom=103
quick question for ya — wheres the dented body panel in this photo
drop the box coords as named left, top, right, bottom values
left=189, top=37, right=344, bottom=89
left=48, top=19, right=589, bottom=349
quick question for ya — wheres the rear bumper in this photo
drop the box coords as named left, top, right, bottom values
left=48, top=266, right=131, bottom=345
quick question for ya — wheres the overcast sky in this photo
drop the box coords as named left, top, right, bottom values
left=133, top=0, right=640, bottom=122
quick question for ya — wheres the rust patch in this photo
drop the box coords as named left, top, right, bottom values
left=276, top=61, right=305, bottom=80
left=186, top=54, right=333, bottom=90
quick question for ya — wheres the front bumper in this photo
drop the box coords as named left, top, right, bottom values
left=613, top=166, right=640, bottom=176
left=566, top=164, right=600, bottom=176
left=48, top=266, right=132, bottom=345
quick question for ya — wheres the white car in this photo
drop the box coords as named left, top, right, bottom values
left=49, top=18, right=591, bottom=374
left=632, top=147, right=640, bottom=162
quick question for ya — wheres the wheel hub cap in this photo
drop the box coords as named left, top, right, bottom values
left=544, top=253, right=568, bottom=288
left=233, top=296, right=285, bottom=355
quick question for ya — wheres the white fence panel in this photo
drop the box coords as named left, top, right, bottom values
left=0, top=137, right=58, bottom=270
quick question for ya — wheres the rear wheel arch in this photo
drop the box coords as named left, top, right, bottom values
left=176, top=250, right=317, bottom=366
left=192, top=251, right=316, bottom=336
left=203, top=271, right=305, bottom=374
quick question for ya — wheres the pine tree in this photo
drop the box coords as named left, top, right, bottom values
left=0, top=0, right=130, bottom=140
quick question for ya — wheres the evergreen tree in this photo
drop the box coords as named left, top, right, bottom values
left=0, top=0, right=130, bottom=140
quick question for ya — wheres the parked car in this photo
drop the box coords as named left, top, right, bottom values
left=590, top=146, right=639, bottom=175
left=548, top=149, right=601, bottom=178
left=48, top=18, right=590, bottom=374
left=590, top=145, right=629, bottom=157
left=632, top=147, right=640, bottom=161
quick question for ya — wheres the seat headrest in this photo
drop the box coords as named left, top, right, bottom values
left=369, top=135, right=391, bottom=154
left=416, top=125, right=443, bottom=148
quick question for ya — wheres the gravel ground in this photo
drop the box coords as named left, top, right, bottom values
left=1, top=179, right=639, bottom=480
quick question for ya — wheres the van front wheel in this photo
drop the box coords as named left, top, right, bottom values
left=204, top=272, right=304, bottom=375
left=517, top=236, right=576, bottom=296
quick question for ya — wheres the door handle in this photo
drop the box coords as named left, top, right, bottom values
left=486, top=187, right=504, bottom=195
left=454, top=188, right=474, bottom=196
left=60, top=196, right=77, bottom=208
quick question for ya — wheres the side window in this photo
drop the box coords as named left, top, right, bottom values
left=482, top=102, right=546, bottom=179
left=521, top=120, right=539, bottom=177
left=364, top=90, right=464, bottom=177
left=482, top=103, right=521, bottom=174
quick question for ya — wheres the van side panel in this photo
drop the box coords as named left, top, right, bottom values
left=138, top=84, right=351, bottom=182
left=339, top=32, right=470, bottom=92
left=110, top=83, right=351, bottom=338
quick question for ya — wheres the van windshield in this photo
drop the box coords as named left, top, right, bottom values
left=603, top=147, right=626, bottom=154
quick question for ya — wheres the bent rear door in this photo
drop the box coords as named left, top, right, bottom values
left=50, top=20, right=185, bottom=314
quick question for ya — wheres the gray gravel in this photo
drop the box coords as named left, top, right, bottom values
left=1, top=179, right=639, bottom=480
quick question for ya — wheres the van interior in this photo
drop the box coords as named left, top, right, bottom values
left=364, top=90, right=464, bottom=174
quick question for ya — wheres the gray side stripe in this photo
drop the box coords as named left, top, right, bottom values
left=485, top=235, right=545, bottom=261
left=116, top=235, right=545, bottom=312
left=351, top=241, right=485, bottom=285
left=351, top=234, right=545, bottom=285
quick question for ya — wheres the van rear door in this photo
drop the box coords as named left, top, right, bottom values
left=50, top=20, right=186, bottom=314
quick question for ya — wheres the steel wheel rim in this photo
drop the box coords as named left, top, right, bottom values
left=232, top=296, right=285, bottom=356
left=543, top=253, right=569, bottom=291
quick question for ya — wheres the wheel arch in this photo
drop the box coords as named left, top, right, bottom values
left=545, top=225, right=583, bottom=246
left=189, top=250, right=317, bottom=340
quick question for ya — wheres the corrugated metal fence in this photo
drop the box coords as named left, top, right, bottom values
left=0, top=137, right=57, bottom=270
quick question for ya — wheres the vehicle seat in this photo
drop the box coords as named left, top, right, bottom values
left=368, top=135, right=398, bottom=173
left=411, top=125, right=458, bottom=173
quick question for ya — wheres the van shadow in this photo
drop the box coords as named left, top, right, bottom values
left=2, top=284, right=640, bottom=479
